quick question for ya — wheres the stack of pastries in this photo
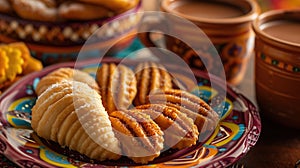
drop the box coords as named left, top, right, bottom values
left=0, top=0, right=139, bottom=22
left=31, top=62, right=219, bottom=164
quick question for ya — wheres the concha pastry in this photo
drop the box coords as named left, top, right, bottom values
left=134, top=62, right=172, bottom=106
left=96, top=63, right=137, bottom=113
left=10, top=0, right=58, bottom=22
left=134, top=104, right=199, bottom=150
left=109, top=110, right=164, bottom=164
left=0, top=0, right=13, bottom=14
left=147, top=89, right=219, bottom=132
left=58, top=1, right=114, bottom=21
left=77, top=0, right=139, bottom=13
left=35, top=68, right=99, bottom=96
left=31, top=80, right=121, bottom=161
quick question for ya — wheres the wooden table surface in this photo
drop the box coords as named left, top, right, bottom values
left=235, top=55, right=300, bottom=168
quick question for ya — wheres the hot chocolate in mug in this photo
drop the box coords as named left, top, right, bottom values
left=139, top=0, right=260, bottom=85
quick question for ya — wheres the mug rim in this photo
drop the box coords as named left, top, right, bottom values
left=252, top=9, right=300, bottom=49
left=161, top=0, right=259, bottom=25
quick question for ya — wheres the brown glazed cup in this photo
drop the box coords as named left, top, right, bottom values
left=253, top=9, right=300, bottom=129
left=139, top=0, right=259, bottom=85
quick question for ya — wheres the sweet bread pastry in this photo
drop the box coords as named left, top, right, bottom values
left=96, top=63, right=137, bottom=113
left=134, top=62, right=172, bottom=106
left=58, top=1, right=114, bottom=21
left=134, top=104, right=199, bottom=150
left=10, top=0, right=58, bottom=22
left=4, top=0, right=138, bottom=22
left=109, top=110, right=164, bottom=164
left=38, top=0, right=57, bottom=8
left=0, top=0, right=13, bottom=14
left=35, top=68, right=99, bottom=96
left=76, top=0, right=139, bottom=13
left=147, top=89, right=219, bottom=132
left=31, top=80, right=121, bottom=161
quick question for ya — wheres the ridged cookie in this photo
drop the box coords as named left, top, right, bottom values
left=35, top=68, right=99, bottom=96
left=134, top=62, right=172, bottom=106
left=134, top=104, right=199, bottom=150
left=96, top=63, right=137, bottom=113
left=31, top=80, right=121, bottom=161
left=147, top=89, right=219, bottom=132
left=109, top=110, right=164, bottom=164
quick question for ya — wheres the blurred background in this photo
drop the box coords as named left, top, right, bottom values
left=257, top=0, right=300, bottom=11
left=142, top=0, right=300, bottom=11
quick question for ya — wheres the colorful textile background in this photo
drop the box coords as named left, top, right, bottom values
left=257, top=0, right=300, bottom=11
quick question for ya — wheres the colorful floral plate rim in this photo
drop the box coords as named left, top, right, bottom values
left=0, top=58, right=261, bottom=168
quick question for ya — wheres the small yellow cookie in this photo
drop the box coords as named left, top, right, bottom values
left=8, top=42, right=31, bottom=69
left=0, top=42, right=43, bottom=94
left=0, top=50, right=9, bottom=83
left=1, top=46, right=24, bottom=81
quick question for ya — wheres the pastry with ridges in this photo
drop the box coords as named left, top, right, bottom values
left=134, top=62, right=172, bottom=106
left=109, top=110, right=164, bottom=164
left=147, top=89, right=219, bottom=132
left=96, top=63, right=137, bottom=113
left=35, top=67, right=99, bottom=96
left=134, top=104, right=199, bottom=149
left=31, top=80, right=121, bottom=161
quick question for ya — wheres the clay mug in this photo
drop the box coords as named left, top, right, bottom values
left=139, top=0, right=260, bottom=85
left=252, top=9, right=300, bottom=129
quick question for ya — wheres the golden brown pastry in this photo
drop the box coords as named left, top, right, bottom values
left=96, top=63, right=137, bottom=113
left=39, top=0, right=57, bottom=8
left=10, top=0, right=58, bottom=22
left=31, top=80, right=121, bottom=161
left=58, top=1, right=114, bottom=21
left=109, top=110, right=164, bottom=164
left=0, top=0, right=13, bottom=14
left=134, top=62, right=172, bottom=106
left=147, top=89, right=219, bottom=132
left=134, top=104, right=199, bottom=150
left=76, top=0, right=139, bottom=13
left=35, top=68, right=99, bottom=96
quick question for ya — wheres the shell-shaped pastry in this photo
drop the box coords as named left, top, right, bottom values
left=134, top=104, right=199, bottom=150
left=147, top=89, right=219, bottom=132
left=35, top=68, right=99, bottom=96
left=134, top=62, right=172, bottom=106
left=31, top=80, right=121, bottom=161
left=96, top=63, right=137, bottom=113
left=109, top=110, right=164, bottom=164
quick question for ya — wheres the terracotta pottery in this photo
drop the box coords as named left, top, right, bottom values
left=252, top=9, right=300, bottom=129
left=0, top=0, right=142, bottom=66
left=139, top=0, right=259, bottom=85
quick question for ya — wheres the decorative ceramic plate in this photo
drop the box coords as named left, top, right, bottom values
left=0, top=58, right=261, bottom=168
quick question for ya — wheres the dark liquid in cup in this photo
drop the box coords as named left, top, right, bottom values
left=171, top=0, right=245, bottom=19
left=262, top=20, right=300, bottom=44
